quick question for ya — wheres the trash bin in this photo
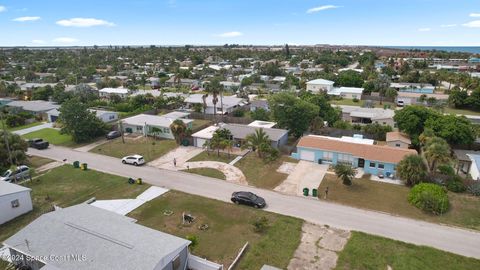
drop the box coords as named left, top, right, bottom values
left=73, top=161, right=80, bottom=168
left=81, top=163, right=88, bottom=170
left=303, top=188, right=309, bottom=196
left=136, top=178, right=142, bottom=185
left=312, top=188, right=318, bottom=197
left=128, top=178, right=135, bottom=184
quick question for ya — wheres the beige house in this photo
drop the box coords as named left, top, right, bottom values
left=386, top=131, right=411, bottom=148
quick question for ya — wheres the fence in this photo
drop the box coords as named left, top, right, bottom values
left=188, top=254, right=223, bottom=270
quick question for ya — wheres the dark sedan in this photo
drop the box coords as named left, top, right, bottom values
left=106, top=131, right=121, bottom=140
left=231, top=191, right=266, bottom=208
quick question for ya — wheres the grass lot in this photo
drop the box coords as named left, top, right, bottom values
left=22, top=128, right=79, bottom=147
left=128, top=191, right=303, bottom=269
left=319, top=174, right=480, bottom=231
left=181, top=168, right=226, bottom=180
left=90, top=137, right=177, bottom=162
left=444, top=107, right=480, bottom=116
left=336, top=231, right=480, bottom=270
left=188, top=151, right=237, bottom=164
left=1, top=120, right=43, bottom=132
left=235, top=154, right=299, bottom=189
left=190, top=119, right=212, bottom=132
left=27, top=156, right=54, bottom=168
left=0, top=165, right=148, bottom=242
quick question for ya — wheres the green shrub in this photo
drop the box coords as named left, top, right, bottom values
left=6, top=114, right=25, bottom=127
left=186, top=235, right=198, bottom=250
left=232, top=109, right=245, bottom=117
left=408, top=183, right=449, bottom=215
left=352, top=98, right=359, bottom=103
left=252, top=216, right=269, bottom=233
left=446, top=175, right=466, bottom=193
left=467, top=181, right=480, bottom=196
left=438, top=165, right=455, bottom=176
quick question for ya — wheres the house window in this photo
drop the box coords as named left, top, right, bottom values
left=369, top=162, right=376, bottom=168
left=136, top=126, right=143, bottom=131
left=323, top=151, right=333, bottom=161
left=378, top=164, right=385, bottom=169
left=163, top=128, right=170, bottom=133
left=11, top=199, right=20, bottom=208
left=395, top=143, right=401, bottom=147
left=338, top=153, right=353, bottom=163
left=109, top=115, right=115, bottom=120
left=171, top=254, right=181, bottom=270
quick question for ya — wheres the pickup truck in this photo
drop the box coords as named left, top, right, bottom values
left=28, top=138, right=49, bottom=150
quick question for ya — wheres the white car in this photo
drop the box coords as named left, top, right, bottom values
left=1, top=165, right=30, bottom=182
left=121, top=155, right=145, bottom=166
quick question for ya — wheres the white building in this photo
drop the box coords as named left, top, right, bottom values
left=184, top=94, right=247, bottom=115
left=99, top=88, right=130, bottom=98
left=327, top=87, right=364, bottom=99
left=122, top=112, right=193, bottom=139
left=0, top=181, right=33, bottom=225
left=46, top=108, right=118, bottom=123
left=306, top=79, right=335, bottom=93
left=467, top=154, right=480, bottom=181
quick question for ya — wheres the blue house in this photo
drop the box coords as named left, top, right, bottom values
left=292, top=135, right=417, bottom=177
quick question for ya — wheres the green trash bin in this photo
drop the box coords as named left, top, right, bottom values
left=81, top=163, right=88, bottom=170
left=73, top=161, right=80, bottom=168
left=303, top=188, right=309, bottom=196
left=312, top=188, right=318, bottom=197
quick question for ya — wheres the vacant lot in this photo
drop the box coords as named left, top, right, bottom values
left=336, top=231, right=480, bottom=270
left=22, top=128, right=78, bottom=147
left=181, top=168, right=226, bottom=180
left=235, top=154, right=299, bottom=189
left=0, top=165, right=148, bottom=242
left=319, top=174, right=480, bottom=230
left=128, top=191, right=303, bottom=269
left=188, top=151, right=237, bottom=164
left=90, top=137, right=177, bottom=162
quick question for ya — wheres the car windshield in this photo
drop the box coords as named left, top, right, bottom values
left=2, top=170, right=11, bottom=177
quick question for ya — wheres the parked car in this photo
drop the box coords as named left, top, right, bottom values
left=121, top=155, right=145, bottom=166
left=396, top=100, right=405, bottom=107
left=28, top=138, right=49, bottom=150
left=1, top=165, right=30, bottom=182
left=106, top=131, right=121, bottom=140
left=231, top=191, right=266, bottom=208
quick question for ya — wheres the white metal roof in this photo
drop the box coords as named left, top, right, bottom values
left=99, top=88, right=129, bottom=94
left=0, top=181, right=31, bottom=197
left=122, top=114, right=193, bottom=127
left=306, top=79, right=335, bottom=85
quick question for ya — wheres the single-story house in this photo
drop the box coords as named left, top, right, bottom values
left=336, top=105, right=395, bottom=127
left=98, top=87, right=130, bottom=98
left=6, top=100, right=60, bottom=119
left=192, top=123, right=288, bottom=149
left=249, top=99, right=269, bottom=111
left=19, top=82, right=57, bottom=92
left=292, top=135, right=417, bottom=177
left=453, top=149, right=480, bottom=176
left=306, top=79, right=335, bottom=93
left=165, top=77, right=200, bottom=88
left=3, top=204, right=222, bottom=270
left=395, top=92, right=449, bottom=106
left=0, top=181, right=32, bottom=225
left=386, top=131, right=411, bottom=149
left=467, top=154, right=480, bottom=180
left=184, top=94, right=247, bottom=115
left=390, top=83, right=435, bottom=94
left=220, top=81, right=241, bottom=91
left=327, top=87, right=364, bottom=99
left=122, top=112, right=192, bottom=139
left=46, top=108, right=118, bottom=123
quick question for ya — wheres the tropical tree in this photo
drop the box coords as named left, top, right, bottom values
left=205, top=78, right=224, bottom=122
left=0, top=130, right=28, bottom=172
left=333, top=164, right=356, bottom=186
left=170, top=119, right=187, bottom=145
left=209, top=128, right=232, bottom=156
left=243, top=129, right=270, bottom=157
left=396, top=155, right=428, bottom=186
left=423, top=136, right=451, bottom=173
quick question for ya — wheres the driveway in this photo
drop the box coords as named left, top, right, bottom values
left=27, top=146, right=480, bottom=259
left=148, top=146, right=203, bottom=168
left=275, top=161, right=329, bottom=196
left=13, top=122, right=53, bottom=135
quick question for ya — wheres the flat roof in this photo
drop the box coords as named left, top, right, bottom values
left=123, top=114, right=193, bottom=127
left=327, top=87, right=364, bottom=96
left=306, top=79, right=335, bottom=85
left=247, top=120, right=277, bottom=129
left=222, top=123, right=288, bottom=141
left=337, top=105, right=395, bottom=120
left=7, top=100, right=60, bottom=112
left=0, top=181, right=31, bottom=197
left=99, top=88, right=129, bottom=94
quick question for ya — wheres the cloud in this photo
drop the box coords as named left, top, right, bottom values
left=32, top=40, right=46, bottom=44
left=470, top=13, right=480, bottom=17
left=306, top=5, right=341, bottom=14
left=0, top=6, right=6, bottom=12
left=53, top=37, right=78, bottom=43
left=56, top=18, right=115, bottom=27
left=418, top=28, right=431, bottom=32
left=440, top=24, right=456, bottom=28
left=463, top=20, right=480, bottom=28
left=216, top=31, right=243, bottom=37
left=13, top=16, right=41, bottom=22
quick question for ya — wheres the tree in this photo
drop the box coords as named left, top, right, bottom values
left=58, top=98, right=106, bottom=143
left=250, top=108, right=270, bottom=121
left=393, top=105, right=440, bottom=144
left=0, top=130, right=28, bottom=172
left=333, top=164, right=356, bottom=186
left=243, top=129, right=270, bottom=157
left=300, top=92, right=340, bottom=125
left=205, top=78, right=223, bottom=122
left=310, top=116, right=324, bottom=134
left=209, top=128, right=232, bottom=157
left=396, top=155, right=428, bottom=186
left=170, top=119, right=187, bottom=145
left=448, top=88, right=468, bottom=108
left=336, top=70, right=364, bottom=87
left=425, top=114, right=475, bottom=146
left=423, top=136, right=451, bottom=173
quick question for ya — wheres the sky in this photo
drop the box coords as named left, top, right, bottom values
left=0, top=0, right=479, bottom=47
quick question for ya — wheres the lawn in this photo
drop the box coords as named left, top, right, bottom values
left=319, top=174, right=480, bottom=231
left=22, top=128, right=79, bottom=147
left=235, top=154, right=299, bottom=189
left=27, top=156, right=54, bottom=168
left=128, top=191, right=303, bottom=269
left=90, top=137, right=177, bottom=162
left=0, top=165, right=148, bottom=242
left=188, top=151, right=237, bottom=164
left=444, top=107, right=480, bottom=116
left=181, top=168, right=226, bottom=180
left=1, top=120, right=43, bottom=132
left=190, top=119, right=212, bottom=132
left=336, top=231, right=480, bottom=270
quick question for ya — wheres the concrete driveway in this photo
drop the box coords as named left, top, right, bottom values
left=27, top=146, right=480, bottom=259
left=275, top=161, right=329, bottom=196
left=13, top=122, right=53, bottom=135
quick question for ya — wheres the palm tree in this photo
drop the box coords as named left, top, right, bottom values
left=205, top=78, right=223, bottom=122
left=333, top=164, right=356, bottom=186
left=243, top=129, right=270, bottom=157
left=396, top=155, right=428, bottom=186
left=169, top=119, right=187, bottom=145
left=423, top=137, right=450, bottom=173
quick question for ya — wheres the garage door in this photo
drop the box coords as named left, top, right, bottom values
left=195, top=138, right=207, bottom=148
left=299, top=150, right=315, bottom=161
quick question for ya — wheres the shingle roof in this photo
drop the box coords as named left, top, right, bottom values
left=3, top=204, right=190, bottom=270
left=297, top=135, right=417, bottom=163
left=222, top=123, right=288, bottom=141
left=7, top=100, right=60, bottom=112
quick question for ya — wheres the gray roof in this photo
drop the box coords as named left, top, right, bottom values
left=7, top=100, right=60, bottom=112
left=453, top=149, right=480, bottom=162
left=185, top=94, right=246, bottom=108
left=4, top=204, right=190, bottom=270
left=222, top=123, right=288, bottom=141
left=0, top=181, right=31, bottom=197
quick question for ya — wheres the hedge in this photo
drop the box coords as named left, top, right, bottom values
left=408, top=183, right=449, bottom=215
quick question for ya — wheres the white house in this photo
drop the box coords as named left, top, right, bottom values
left=336, top=105, right=396, bottom=127
left=184, top=94, right=247, bottom=115
left=122, top=112, right=193, bottom=139
left=306, top=79, right=335, bottom=93
left=46, top=108, right=118, bottom=123
left=98, top=87, right=130, bottom=98
left=0, top=181, right=32, bottom=225
left=327, top=87, right=364, bottom=99
left=467, top=154, right=480, bottom=180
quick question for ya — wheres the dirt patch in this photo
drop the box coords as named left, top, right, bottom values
left=288, top=222, right=350, bottom=270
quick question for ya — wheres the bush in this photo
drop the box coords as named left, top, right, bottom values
left=5, top=114, right=25, bottom=127
left=446, top=175, right=466, bottom=193
left=232, top=109, right=245, bottom=117
left=467, top=181, right=480, bottom=196
left=408, top=183, right=449, bottom=215
left=352, top=98, right=359, bottom=103
left=252, top=216, right=269, bottom=233
left=186, top=235, right=198, bottom=250
left=438, top=164, right=455, bottom=176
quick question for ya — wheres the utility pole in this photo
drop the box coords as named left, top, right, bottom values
left=0, top=111, right=13, bottom=166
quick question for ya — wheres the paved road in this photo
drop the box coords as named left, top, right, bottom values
left=13, top=122, right=53, bottom=135
left=28, top=146, right=480, bottom=259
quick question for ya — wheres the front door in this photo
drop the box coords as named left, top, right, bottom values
left=358, top=158, right=365, bottom=168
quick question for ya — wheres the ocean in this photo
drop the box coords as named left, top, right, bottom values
left=383, top=46, right=480, bottom=54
